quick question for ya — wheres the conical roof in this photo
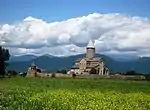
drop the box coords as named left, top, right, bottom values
left=31, top=61, right=36, bottom=67
left=87, top=40, right=95, bottom=48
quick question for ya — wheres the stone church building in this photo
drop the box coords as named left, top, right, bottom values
left=26, top=62, right=42, bottom=77
left=70, top=40, right=109, bottom=75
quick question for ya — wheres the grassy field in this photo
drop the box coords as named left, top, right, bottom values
left=0, top=77, right=150, bottom=110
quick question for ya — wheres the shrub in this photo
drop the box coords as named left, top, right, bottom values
left=37, top=68, right=41, bottom=73
left=20, top=72, right=27, bottom=77
left=57, top=69, right=67, bottom=74
left=144, top=74, right=150, bottom=81
left=72, top=73, right=76, bottom=78
left=7, top=70, right=18, bottom=77
left=125, top=70, right=138, bottom=75
left=51, top=73, right=55, bottom=78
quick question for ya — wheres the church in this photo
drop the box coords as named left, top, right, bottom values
left=69, top=40, right=109, bottom=75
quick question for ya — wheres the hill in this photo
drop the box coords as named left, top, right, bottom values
left=9, top=54, right=37, bottom=62
left=7, top=54, right=150, bottom=74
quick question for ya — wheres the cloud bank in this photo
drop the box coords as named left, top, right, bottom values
left=0, top=13, right=150, bottom=57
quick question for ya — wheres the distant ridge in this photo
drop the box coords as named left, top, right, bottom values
left=9, top=54, right=37, bottom=62
left=8, top=54, right=150, bottom=74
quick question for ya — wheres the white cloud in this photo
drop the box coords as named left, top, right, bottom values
left=0, top=13, right=150, bottom=57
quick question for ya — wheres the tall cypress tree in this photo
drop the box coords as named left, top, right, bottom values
left=0, top=46, right=10, bottom=77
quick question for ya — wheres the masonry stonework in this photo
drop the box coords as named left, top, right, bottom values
left=69, top=40, right=109, bottom=75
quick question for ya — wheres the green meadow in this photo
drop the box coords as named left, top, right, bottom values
left=0, top=78, right=150, bottom=110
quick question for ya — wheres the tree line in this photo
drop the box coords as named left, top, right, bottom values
left=0, top=46, right=10, bottom=78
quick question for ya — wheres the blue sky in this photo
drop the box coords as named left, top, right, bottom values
left=0, top=0, right=150, bottom=57
left=0, top=0, right=150, bottom=23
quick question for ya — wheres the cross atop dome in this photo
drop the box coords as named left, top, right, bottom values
left=87, top=39, right=95, bottom=48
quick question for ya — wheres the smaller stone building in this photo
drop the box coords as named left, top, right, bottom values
left=26, top=62, right=40, bottom=77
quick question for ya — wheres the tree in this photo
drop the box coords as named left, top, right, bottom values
left=145, top=74, right=150, bottom=81
left=57, top=69, right=67, bottom=74
left=0, top=46, right=10, bottom=77
left=72, top=73, right=76, bottom=78
left=89, top=68, right=97, bottom=74
left=125, top=70, right=137, bottom=75
left=7, top=70, right=18, bottom=77
left=20, top=72, right=27, bottom=77
left=37, top=68, right=41, bottom=73
left=51, top=73, right=55, bottom=78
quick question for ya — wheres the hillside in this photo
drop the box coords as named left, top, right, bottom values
left=7, top=54, right=150, bottom=74
left=9, top=54, right=37, bottom=62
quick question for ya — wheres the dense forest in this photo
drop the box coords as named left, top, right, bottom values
left=0, top=46, right=10, bottom=77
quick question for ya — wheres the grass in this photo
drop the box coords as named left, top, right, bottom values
left=0, top=77, right=150, bottom=110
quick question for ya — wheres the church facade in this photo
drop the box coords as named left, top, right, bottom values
left=69, top=40, right=109, bottom=75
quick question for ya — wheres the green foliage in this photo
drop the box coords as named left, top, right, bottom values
left=0, top=46, right=10, bottom=61
left=57, top=69, right=67, bottom=74
left=0, top=46, right=10, bottom=77
left=125, top=70, right=137, bottom=75
left=7, top=70, right=18, bottom=77
left=51, top=73, right=55, bottom=78
left=0, top=78, right=150, bottom=109
left=144, top=74, right=150, bottom=81
left=19, top=72, right=27, bottom=77
left=125, top=70, right=144, bottom=75
left=72, top=73, right=76, bottom=78
left=37, top=68, right=41, bottom=73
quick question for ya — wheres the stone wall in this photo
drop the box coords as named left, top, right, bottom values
left=33, top=73, right=72, bottom=78
left=26, top=68, right=37, bottom=77
left=86, top=48, right=95, bottom=58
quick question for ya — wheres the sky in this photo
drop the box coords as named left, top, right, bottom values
left=0, top=0, right=150, bottom=23
left=0, top=0, right=150, bottom=57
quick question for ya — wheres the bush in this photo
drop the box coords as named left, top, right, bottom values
left=125, top=70, right=138, bottom=75
left=20, top=72, right=27, bottom=77
left=144, top=74, right=150, bottom=81
left=7, top=70, right=18, bottom=77
left=51, top=73, right=55, bottom=78
left=57, top=69, right=67, bottom=74
left=37, top=69, right=41, bottom=73
left=72, top=73, right=76, bottom=78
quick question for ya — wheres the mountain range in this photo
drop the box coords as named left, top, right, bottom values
left=7, top=54, right=150, bottom=74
